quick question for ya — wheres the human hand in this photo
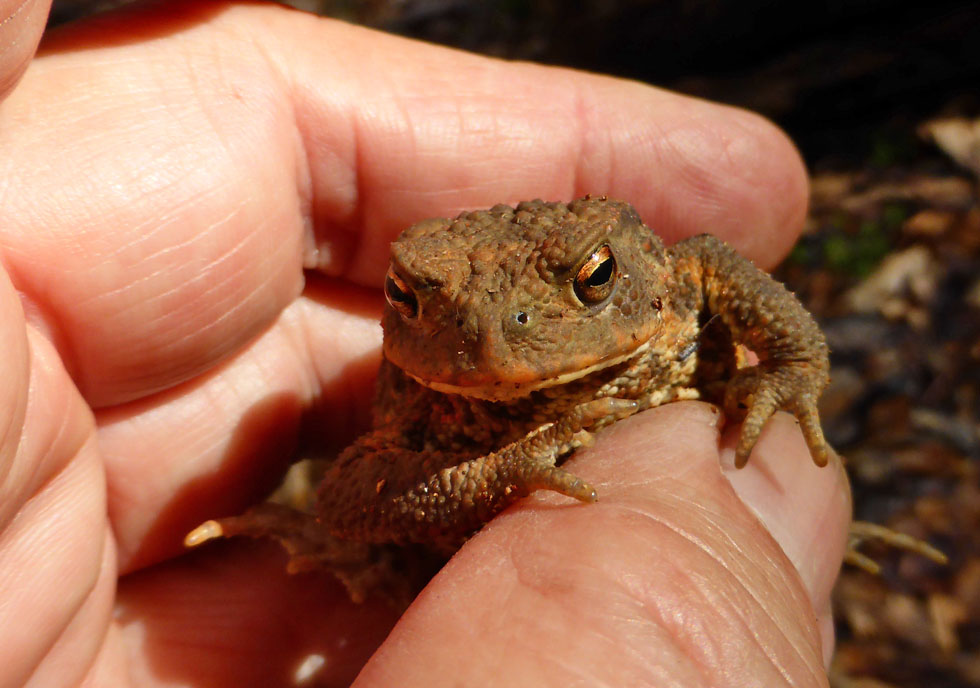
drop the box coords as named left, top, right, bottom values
left=0, top=2, right=847, bottom=686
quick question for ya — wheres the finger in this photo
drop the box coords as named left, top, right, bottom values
left=99, top=281, right=382, bottom=573
left=1, top=1, right=806, bottom=408
left=355, top=403, right=845, bottom=687
left=114, top=541, right=399, bottom=688
left=270, top=5, right=807, bottom=277
left=0, top=0, right=50, bottom=99
left=720, top=413, right=850, bottom=667
left=2, top=3, right=311, bottom=408
left=0, top=265, right=113, bottom=687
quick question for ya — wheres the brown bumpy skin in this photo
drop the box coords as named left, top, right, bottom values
left=186, top=196, right=833, bottom=597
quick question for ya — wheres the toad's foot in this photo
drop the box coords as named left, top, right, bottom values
left=422, top=396, right=640, bottom=506
left=723, top=363, right=829, bottom=469
left=845, top=520, right=948, bottom=574
left=184, top=503, right=427, bottom=605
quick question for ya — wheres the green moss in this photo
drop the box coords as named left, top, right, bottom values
left=795, top=205, right=904, bottom=277
left=869, top=129, right=918, bottom=168
left=823, top=235, right=853, bottom=272
left=814, top=218, right=895, bottom=277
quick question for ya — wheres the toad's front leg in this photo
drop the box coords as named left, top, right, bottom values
left=318, top=397, right=638, bottom=551
left=669, top=234, right=830, bottom=468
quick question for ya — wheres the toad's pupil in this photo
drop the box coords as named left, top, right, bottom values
left=385, top=270, right=418, bottom=319
left=585, top=256, right=614, bottom=286
left=574, top=245, right=617, bottom=304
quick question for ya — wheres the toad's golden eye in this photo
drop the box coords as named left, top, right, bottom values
left=574, top=245, right=617, bottom=304
left=384, top=267, right=418, bottom=319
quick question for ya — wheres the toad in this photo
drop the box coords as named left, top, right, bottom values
left=187, top=196, right=834, bottom=598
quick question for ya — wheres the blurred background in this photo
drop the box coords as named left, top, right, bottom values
left=50, top=2, right=980, bottom=686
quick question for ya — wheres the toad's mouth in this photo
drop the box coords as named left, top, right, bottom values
left=403, top=340, right=652, bottom=402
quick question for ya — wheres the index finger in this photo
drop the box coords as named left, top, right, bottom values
left=280, top=10, right=809, bottom=280
left=0, top=2, right=807, bottom=407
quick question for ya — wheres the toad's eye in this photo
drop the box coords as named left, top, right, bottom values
left=384, top=267, right=418, bottom=319
left=574, top=245, right=617, bottom=304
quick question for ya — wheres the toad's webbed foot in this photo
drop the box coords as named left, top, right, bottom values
left=723, top=363, right=829, bottom=468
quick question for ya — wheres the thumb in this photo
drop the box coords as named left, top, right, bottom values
left=0, top=0, right=51, bottom=99
left=354, top=401, right=848, bottom=687
left=721, top=404, right=850, bottom=668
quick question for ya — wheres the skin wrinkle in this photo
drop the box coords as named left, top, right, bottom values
left=1, top=328, right=78, bottom=517
left=13, top=161, right=237, bottom=336
left=190, top=44, right=252, bottom=160
left=25, top=528, right=114, bottom=688
left=664, top=128, right=729, bottom=213
left=612, top=119, right=672, bottom=231
left=503, top=491, right=811, bottom=687
left=291, top=54, right=363, bottom=195
left=101, top=410, right=228, bottom=555
left=237, top=17, right=323, bottom=250
left=0, top=441, right=103, bottom=687
left=83, top=204, right=235, bottom=308
left=577, top=570, right=716, bottom=688
left=605, top=623, right=697, bottom=688
left=659, top=111, right=758, bottom=234
left=664, top=557, right=798, bottom=686
left=508, top=520, right=731, bottom=688
left=588, top=464, right=812, bottom=644
left=141, top=223, right=262, bottom=326
left=97, top=218, right=294, bottom=386
left=15, top=373, right=72, bottom=512
left=285, top=343, right=327, bottom=418
left=630, top=574, right=738, bottom=688
left=610, top=502, right=821, bottom=686
left=99, top=303, right=337, bottom=568
left=496, top=567, right=648, bottom=688
left=720, top=423, right=849, bottom=607
left=0, top=337, right=27, bottom=500
left=539, top=646, right=616, bottom=688
left=102, top=338, right=267, bottom=458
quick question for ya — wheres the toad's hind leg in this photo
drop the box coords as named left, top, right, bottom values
left=184, top=503, right=407, bottom=604
left=318, top=397, right=639, bottom=550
